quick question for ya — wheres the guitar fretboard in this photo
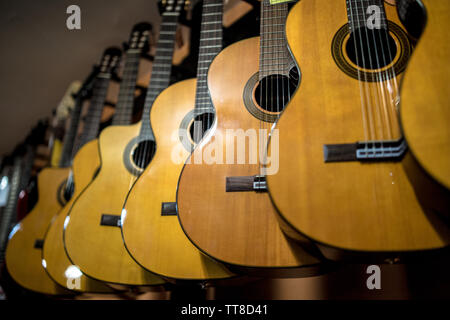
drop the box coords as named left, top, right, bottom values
left=140, top=12, right=181, bottom=137
left=346, top=0, right=388, bottom=32
left=72, top=75, right=110, bottom=157
left=112, top=51, right=142, bottom=126
left=194, top=0, right=223, bottom=115
left=259, top=0, right=290, bottom=79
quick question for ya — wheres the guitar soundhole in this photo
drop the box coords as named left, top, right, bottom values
left=188, top=112, right=215, bottom=144
left=346, top=28, right=397, bottom=70
left=132, top=140, right=156, bottom=170
left=254, top=67, right=299, bottom=113
left=63, top=180, right=74, bottom=202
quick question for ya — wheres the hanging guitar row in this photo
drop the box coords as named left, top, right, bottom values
left=0, top=0, right=449, bottom=298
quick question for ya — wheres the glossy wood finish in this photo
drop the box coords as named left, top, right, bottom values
left=400, top=0, right=450, bottom=215
left=5, top=167, right=71, bottom=295
left=177, top=37, right=323, bottom=273
left=266, top=0, right=450, bottom=259
left=42, top=140, right=114, bottom=291
left=121, top=79, right=234, bottom=280
left=62, top=127, right=164, bottom=285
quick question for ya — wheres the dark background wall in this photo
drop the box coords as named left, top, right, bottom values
left=0, top=0, right=163, bottom=156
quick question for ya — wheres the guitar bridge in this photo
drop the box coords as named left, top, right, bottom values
left=100, top=214, right=121, bottom=227
left=323, top=139, right=407, bottom=162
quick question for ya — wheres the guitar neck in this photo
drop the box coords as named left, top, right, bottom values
left=140, top=13, right=180, bottom=136
left=112, top=51, right=142, bottom=126
left=259, top=0, right=290, bottom=79
left=193, top=0, right=223, bottom=115
left=72, top=76, right=110, bottom=157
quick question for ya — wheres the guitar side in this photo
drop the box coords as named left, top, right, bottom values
left=177, top=37, right=324, bottom=275
left=400, top=0, right=450, bottom=217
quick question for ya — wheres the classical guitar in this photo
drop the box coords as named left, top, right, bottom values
left=266, top=0, right=450, bottom=260
left=62, top=19, right=170, bottom=285
left=4, top=145, right=74, bottom=295
left=398, top=0, right=450, bottom=218
left=6, top=62, right=113, bottom=294
left=40, top=48, right=124, bottom=292
left=175, top=0, right=324, bottom=276
left=120, top=0, right=234, bottom=281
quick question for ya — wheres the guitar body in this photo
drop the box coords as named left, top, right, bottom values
left=121, top=79, right=233, bottom=280
left=176, top=37, right=323, bottom=275
left=62, top=125, right=164, bottom=285
left=400, top=0, right=450, bottom=217
left=43, top=140, right=113, bottom=292
left=266, top=0, right=450, bottom=260
left=5, top=167, right=71, bottom=294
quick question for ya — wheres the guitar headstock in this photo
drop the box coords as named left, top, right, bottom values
left=98, top=47, right=122, bottom=76
left=127, top=22, right=152, bottom=52
left=158, top=0, right=190, bottom=16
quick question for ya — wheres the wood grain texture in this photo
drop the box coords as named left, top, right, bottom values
left=266, top=0, right=450, bottom=257
left=400, top=0, right=450, bottom=213
left=121, top=79, right=234, bottom=280
left=42, top=140, right=114, bottom=291
left=63, top=126, right=164, bottom=285
left=5, top=167, right=71, bottom=295
left=176, top=37, right=323, bottom=273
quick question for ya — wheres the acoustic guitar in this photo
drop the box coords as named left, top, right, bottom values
left=62, top=11, right=181, bottom=285
left=120, top=0, right=234, bottom=281
left=5, top=60, right=114, bottom=294
left=4, top=148, right=73, bottom=295
left=398, top=0, right=450, bottom=218
left=45, top=25, right=167, bottom=287
left=41, top=48, right=124, bottom=292
left=176, top=0, right=324, bottom=276
left=266, top=0, right=450, bottom=261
